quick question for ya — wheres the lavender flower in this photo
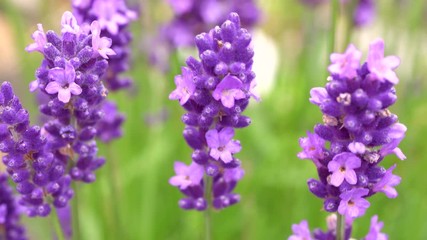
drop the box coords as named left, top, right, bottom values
left=169, top=13, right=256, bottom=211
left=72, top=0, right=137, bottom=91
left=0, top=11, right=114, bottom=217
left=298, top=38, right=406, bottom=220
left=353, top=0, right=375, bottom=27
left=0, top=174, right=27, bottom=240
left=289, top=214, right=387, bottom=240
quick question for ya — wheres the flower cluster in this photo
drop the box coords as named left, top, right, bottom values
left=72, top=0, right=137, bottom=91
left=298, top=39, right=406, bottom=220
left=169, top=12, right=257, bottom=211
left=0, top=11, right=114, bottom=217
left=0, top=173, right=27, bottom=240
left=289, top=214, right=387, bottom=240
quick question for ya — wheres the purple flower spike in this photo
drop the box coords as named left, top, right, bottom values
left=91, top=21, right=116, bottom=59
left=206, top=127, right=241, bottom=163
left=328, top=44, right=362, bottom=79
left=288, top=220, right=312, bottom=240
left=354, top=0, right=376, bottom=27
left=328, top=152, right=361, bottom=186
left=25, top=24, right=46, bottom=53
left=169, top=161, right=204, bottom=190
left=213, top=75, right=246, bottom=108
left=169, top=67, right=196, bottom=105
left=169, top=13, right=255, bottom=211
left=89, top=0, right=136, bottom=35
left=372, top=164, right=401, bottom=198
left=45, top=62, right=82, bottom=103
left=367, top=39, right=400, bottom=84
left=364, top=215, right=388, bottom=240
left=338, top=188, right=370, bottom=218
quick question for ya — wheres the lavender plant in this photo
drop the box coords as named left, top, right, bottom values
left=0, top=173, right=27, bottom=240
left=0, top=11, right=115, bottom=217
left=168, top=12, right=258, bottom=211
left=289, top=39, right=406, bottom=239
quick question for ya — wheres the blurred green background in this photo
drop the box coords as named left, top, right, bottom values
left=0, top=0, right=426, bottom=239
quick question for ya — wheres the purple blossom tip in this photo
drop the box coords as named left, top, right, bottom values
left=309, top=87, right=328, bottom=106
left=372, top=164, right=401, bottom=198
left=61, top=11, right=81, bottom=35
left=45, top=61, right=82, bottom=103
left=297, top=131, right=325, bottom=163
left=169, top=161, right=204, bottom=190
left=328, top=152, right=361, bottom=187
left=338, top=188, right=370, bottom=218
left=206, top=127, right=241, bottom=163
left=25, top=23, right=47, bottom=53
left=169, top=67, right=196, bottom=105
left=212, top=75, right=246, bottom=108
left=328, top=44, right=362, bottom=79
left=367, top=38, right=400, bottom=84
left=364, top=215, right=388, bottom=240
left=91, top=21, right=116, bottom=59
left=288, top=220, right=312, bottom=240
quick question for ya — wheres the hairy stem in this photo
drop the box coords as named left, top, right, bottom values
left=204, top=175, right=212, bottom=240
left=336, top=214, right=345, bottom=240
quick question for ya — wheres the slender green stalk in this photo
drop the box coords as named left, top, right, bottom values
left=106, top=145, right=124, bottom=239
left=336, top=214, right=345, bottom=240
left=329, top=0, right=340, bottom=54
left=53, top=207, right=66, bottom=240
left=204, top=175, right=212, bottom=240
left=72, top=182, right=82, bottom=240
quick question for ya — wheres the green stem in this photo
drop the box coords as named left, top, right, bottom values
left=329, top=0, right=340, bottom=54
left=53, top=207, right=65, bottom=240
left=107, top=145, right=123, bottom=239
left=336, top=214, right=345, bottom=240
left=204, top=175, right=212, bottom=240
left=72, top=182, right=81, bottom=240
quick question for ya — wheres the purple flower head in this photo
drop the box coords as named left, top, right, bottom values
left=206, top=128, right=241, bottom=163
left=213, top=75, right=246, bottom=108
left=364, top=215, right=388, bottom=240
left=328, top=152, right=361, bottom=186
left=25, top=24, right=46, bottom=53
left=45, top=61, right=82, bottom=103
left=367, top=39, right=400, bottom=84
left=354, top=0, right=375, bottom=27
left=328, top=44, right=362, bottom=79
left=372, top=164, right=401, bottom=198
left=338, top=188, right=370, bottom=218
left=169, top=161, right=204, bottom=190
left=96, top=101, right=125, bottom=142
left=169, top=67, right=196, bottom=105
left=288, top=220, right=312, bottom=240
left=91, top=21, right=116, bottom=59
left=298, top=131, right=325, bottom=162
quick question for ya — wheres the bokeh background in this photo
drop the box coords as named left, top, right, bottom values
left=0, top=0, right=426, bottom=239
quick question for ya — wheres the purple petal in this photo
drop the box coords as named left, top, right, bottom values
left=49, top=68, right=66, bottom=85
left=58, top=88, right=71, bottom=103
left=45, top=81, right=61, bottom=94
left=345, top=169, right=357, bottom=184
left=330, top=172, right=345, bottom=186
left=219, top=127, right=234, bottom=145
left=309, top=87, right=328, bottom=105
left=173, top=161, right=188, bottom=175
left=205, top=129, right=220, bottom=148
left=69, top=83, right=82, bottom=95
left=65, top=62, right=76, bottom=84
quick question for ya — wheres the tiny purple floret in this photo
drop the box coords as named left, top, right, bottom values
left=206, top=127, right=241, bottom=163
left=328, top=152, right=361, bottom=186
left=169, top=161, right=204, bottom=190
left=367, top=39, right=400, bottom=84
left=372, top=164, right=401, bottom=198
left=45, top=61, right=82, bottom=103
left=212, top=75, right=246, bottom=108
left=288, top=220, right=312, bottom=240
left=169, top=67, right=196, bottom=105
left=328, top=44, right=362, bottom=79
left=338, top=188, right=370, bottom=218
